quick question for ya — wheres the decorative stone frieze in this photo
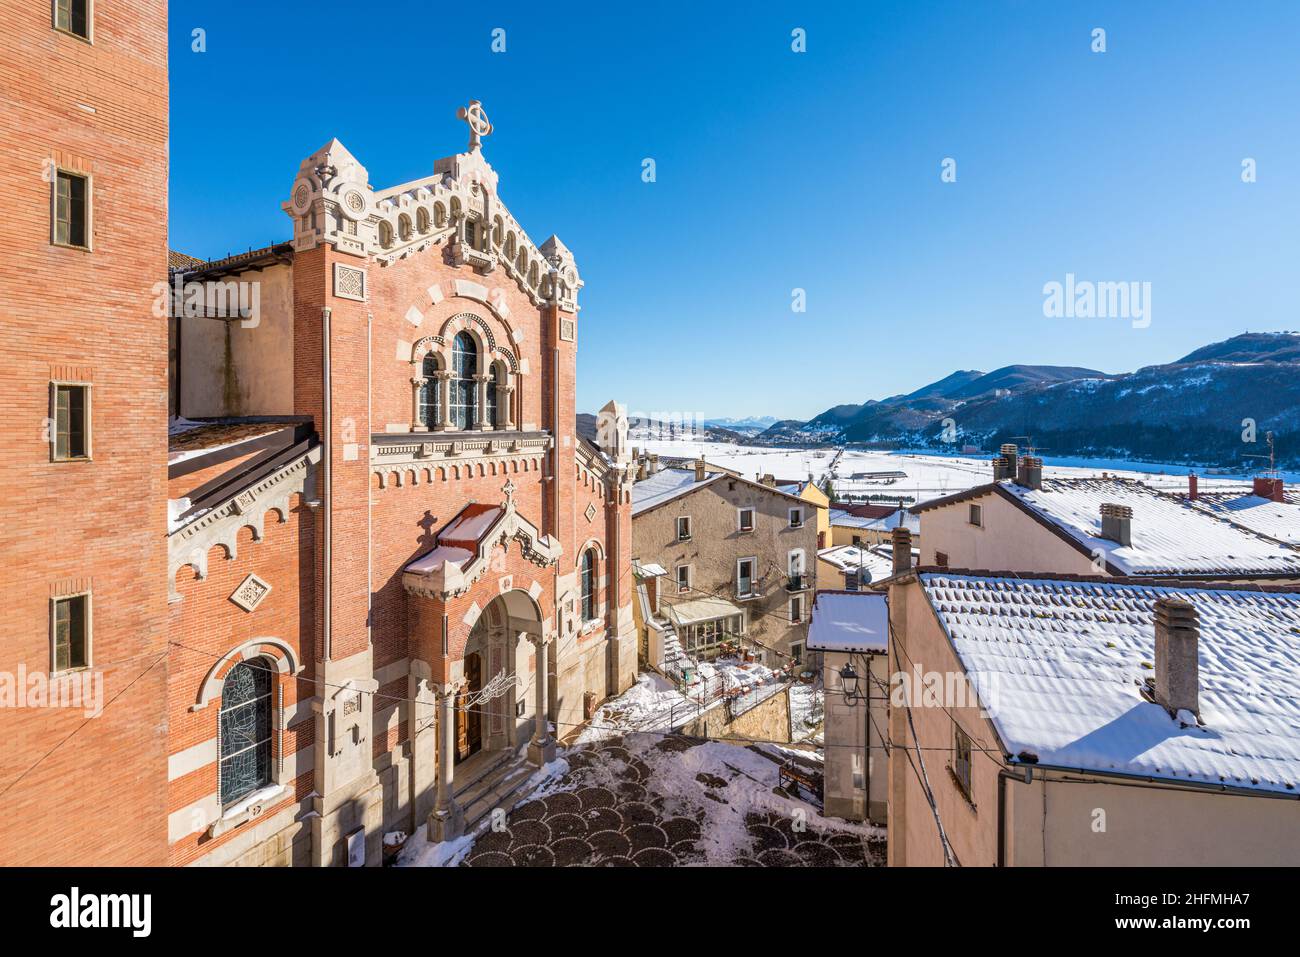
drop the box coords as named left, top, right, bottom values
left=281, top=116, right=583, bottom=310
left=168, top=446, right=321, bottom=601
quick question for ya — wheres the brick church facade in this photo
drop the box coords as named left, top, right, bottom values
left=164, top=116, right=637, bottom=866
left=1, top=0, right=634, bottom=867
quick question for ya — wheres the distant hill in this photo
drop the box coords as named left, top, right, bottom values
left=577, top=413, right=745, bottom=445
left=702, top=415, right=779, bottom=434
left=755, top=332, right=1299, bottom=466
left=1176, top=331, right=1300, bottom=365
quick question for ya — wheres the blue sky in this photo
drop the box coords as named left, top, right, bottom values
left=169, top=1, right=1300, bottom=421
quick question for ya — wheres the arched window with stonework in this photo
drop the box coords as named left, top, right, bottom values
left=219, top=660, right=274, bottom=806
left=419, top=354, right=441, bottom=428
left=580, top=548, right=597, bottom=623
left=450, top=332, right=478, bottom=430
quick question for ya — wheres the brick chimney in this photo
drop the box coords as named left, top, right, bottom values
left=1015, top=455, right=1043, bottom=491
left=1154, top=596, right=1199, bottom=718
left=1100, top=503, right=1133, bottom=546
left=891, top=526, right=912, bottom=576
left=993, top=443, right=1018, bottom=480
left=647, top=453, right=659, bottom=476
left=1253, top=476, right=1284, bottom=502
left=759, top=473, right=776, bottom=487
left=695, top=458, right=707, bottom=482
left=1187, top=474, right=1198, bottom=501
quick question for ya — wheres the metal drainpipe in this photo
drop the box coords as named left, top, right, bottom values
left=367, top=311, right=373, bottom=652
left=322, top=306, right=332, bottom=662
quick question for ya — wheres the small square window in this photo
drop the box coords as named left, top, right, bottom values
left=54, top=171, right=89, bottom=248
left=789, top=508, right=803, bottom=528
left=52, top=594, right=89, bottom=672
left=55, top=0, right=90, bottom=40
left=936, top=551, right=949, bottom=568
left=676, top=516, right=691, bottom=541
left=968, top=503, right=983, bottom=527
left=738, top=508, right=755, bottom=532
left=51, top=383, right=90, bottom=460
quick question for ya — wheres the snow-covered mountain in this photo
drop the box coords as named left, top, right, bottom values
left=756, top=332, right=1300, bottom=467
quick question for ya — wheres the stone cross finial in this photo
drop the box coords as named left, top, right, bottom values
left=458, top=100, right=493, bottom=152
left=502, top=479, right=516, bottom=507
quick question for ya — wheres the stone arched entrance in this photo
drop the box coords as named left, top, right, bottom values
left=456, top=589, right=546, bottom=759
left=427, top=587, right=555, bottom=842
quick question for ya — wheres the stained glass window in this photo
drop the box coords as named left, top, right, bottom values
left=419, top=355, right=440, bottom=428
left=450, top=332, right=478, bottom=429
left=219, top=661, right=273, bottom=805
left=580, top=549, right=597, bottom=622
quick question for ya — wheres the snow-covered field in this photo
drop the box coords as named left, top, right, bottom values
left=637, top=439, right=1265, bottom=505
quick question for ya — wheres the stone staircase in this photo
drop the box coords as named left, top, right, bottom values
left=453, top=749, right=539, bottom=831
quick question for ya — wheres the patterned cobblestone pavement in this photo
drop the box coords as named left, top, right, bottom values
left=462, top=734, right=885, bottom=867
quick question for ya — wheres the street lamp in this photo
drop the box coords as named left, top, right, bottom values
left=839, top=660, right=866, bottom=706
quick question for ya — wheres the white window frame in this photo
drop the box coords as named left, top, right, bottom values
left=788, top=506, right=803, bottom=528
left=675, top=563, right=692, bottom=594
left=52, top=0, right=94, bottom=43
left=49, top=592, right=92, bottom=674
left=737, top=507, right=755, bottom=532
left=788, top=548, right=806, bottom=577
left=790, top=595, right=804, bottom=625
left=49, top=380, right=92, bottom=461
left=676, top=515, right=692, bottom=542
left=736, top=556, right=757, bottom=598
left=51, top=168, right=93, bottom=251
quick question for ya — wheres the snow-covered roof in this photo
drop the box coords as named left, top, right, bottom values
left=631, top=468, right=722, bottom=516
left=920, top=573, right=1300, bottom=794
left=818, top=545, right=896, bottom=584
left=1193, top=491, right=1300, bottom=547
left=406, top=545, right=473, bottom=575
left=404, top=504, right=503, bottom=574
left=1004, top=479, right=1300, bottom=577
left=808, top=592, right=888, bottom=653
left=663, top=596, right=744, bottom=627
left=830, top=506, right=920, bottom=534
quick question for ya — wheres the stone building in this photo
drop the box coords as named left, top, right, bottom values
left=912, top=447, right=1300, bottom=584
left=808, top=591, right=888, bottom=825
left=162, top=104, right=636, bottom=866
left=630, top=456, right=817, bottom=667
left=0, top=0, right=170, bottom=865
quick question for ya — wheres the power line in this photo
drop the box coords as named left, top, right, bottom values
left=0, top=651, right=169, bottom=802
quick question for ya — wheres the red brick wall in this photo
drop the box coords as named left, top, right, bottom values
left=0, top=0, right=169, bottom=865
left=166, top=497, right=316, bottom=865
